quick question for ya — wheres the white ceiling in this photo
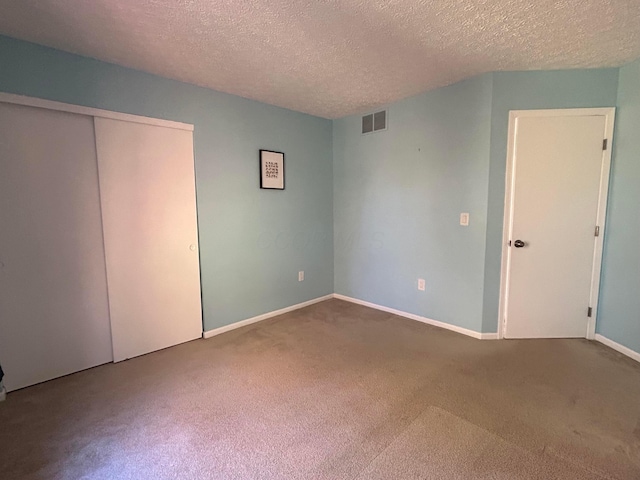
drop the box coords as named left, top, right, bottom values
left=1, top=1, right=639, bottom=119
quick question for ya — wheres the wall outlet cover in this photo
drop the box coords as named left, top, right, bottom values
left=460, top=213, right=470, bottom=226
left=418, top=278, right=426, bottom=291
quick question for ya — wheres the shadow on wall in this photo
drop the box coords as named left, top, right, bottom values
left=0, top=363, right=5, bottom=401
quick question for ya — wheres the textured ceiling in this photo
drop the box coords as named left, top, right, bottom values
left=0, top=1, right=639, bottom=118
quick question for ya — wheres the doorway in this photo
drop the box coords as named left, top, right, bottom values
left=498, top=108, right=615, bottom=339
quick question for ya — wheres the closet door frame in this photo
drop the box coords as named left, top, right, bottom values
left=0, top=92, right=200, bottom=368
left=0, top=93, right=193, bottom=132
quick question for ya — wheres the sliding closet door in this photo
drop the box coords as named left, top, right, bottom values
left=0, top=103, right=113, bottom=391
left=94, top=118, right=202, bottom=362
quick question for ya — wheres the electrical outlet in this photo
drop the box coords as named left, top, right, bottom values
left=418, top=278, right=425, bottom=291
left=298, top=271, right=304, bottom=282
left=460, top=213, right=470, bottom=226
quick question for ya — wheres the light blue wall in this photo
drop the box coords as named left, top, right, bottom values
left=0, top=35, right=334, bottom=332
left=482, top=69, right=619, bottom=332
left=334, top=69, right=621, bottom=335
left=597, top=59, right=640, bottom=352
left=333, top=74, right=493, bottom=332
left=2, top=34, right=636, bottom=347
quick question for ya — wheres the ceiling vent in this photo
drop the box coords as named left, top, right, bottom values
left=362, top=110, right=387, bottom=134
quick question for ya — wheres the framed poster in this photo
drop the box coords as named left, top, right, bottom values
left=260, top=149, right=285, bottom=190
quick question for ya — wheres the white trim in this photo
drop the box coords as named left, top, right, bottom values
left=587, top=110, right=615, bottom=339
left=333, top=294, right=497, bottom=340
left=497, top=108, right=616, bottom=340
left=0, top=93, right=194, bottom=131
left=205, top=293, right=500, bottom=341
left=479, top=333, right=500, bottom=340
left=203, top=295, right=333, bottom=339
left=595, top=334, right=640, bottom=363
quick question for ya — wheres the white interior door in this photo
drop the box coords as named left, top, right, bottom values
left=0, top=103, right=113, bottom=391
left=503, top=111, right=611, bottom=339
left=94, top=118, right=202, bottom=362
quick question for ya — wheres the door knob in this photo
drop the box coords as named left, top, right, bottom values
left=513, top=240, right=526, bottom=248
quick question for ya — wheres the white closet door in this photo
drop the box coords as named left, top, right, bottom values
left=0, top=103, right=113, bottom=392
left=94, top=118, right=202, bottom=362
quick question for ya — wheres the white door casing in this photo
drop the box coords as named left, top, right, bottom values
left=499, top=108, right=615, bottom=339
left=94, top=117, right=203, bottom=362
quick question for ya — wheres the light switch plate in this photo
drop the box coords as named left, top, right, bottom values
left=460, top=213, right=470, bottom=226
left=418, top=278, right=426, bottom=291
left=298, top=271, right=304, bottom=282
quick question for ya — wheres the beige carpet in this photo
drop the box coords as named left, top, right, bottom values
left=0, top=299, right=639, bottom=479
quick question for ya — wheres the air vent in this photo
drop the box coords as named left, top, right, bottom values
left=362, top=110, right=387, bottom=135
left=362, top=114, right=373, bottom=134
left=374, top=110, right=386, bottom=131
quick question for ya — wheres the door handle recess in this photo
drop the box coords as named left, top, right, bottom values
left=513, top=240, right=526, bottom=248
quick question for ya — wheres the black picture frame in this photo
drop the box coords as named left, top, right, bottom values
left=259, top=149, right=285, bottom=190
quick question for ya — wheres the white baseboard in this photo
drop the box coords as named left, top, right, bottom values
left=479, top=332, right=500, bottom=340
left=203, top=296, right=637, bottom=355
left=595, top=334, right=640, bottom=363
left=333, top=294, right=497, bottom=340
left=203, top=294, right=334, bottom=339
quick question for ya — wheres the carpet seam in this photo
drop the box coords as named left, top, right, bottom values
left=349, top=403, right=434, bottom=480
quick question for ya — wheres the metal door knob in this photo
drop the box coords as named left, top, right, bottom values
left=514, top=240, right=526, bottom=248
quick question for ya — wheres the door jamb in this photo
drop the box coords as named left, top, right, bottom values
left=497, top=108, right=616, bottom=340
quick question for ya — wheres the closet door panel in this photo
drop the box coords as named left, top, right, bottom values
left=94, top=118, right=202, bottom=362
left=0, top=103, right=113, bottom=391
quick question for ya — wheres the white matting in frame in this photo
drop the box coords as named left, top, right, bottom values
left=260, top=149, right=285, bottom=190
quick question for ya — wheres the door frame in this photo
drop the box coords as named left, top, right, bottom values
left=0, top=92, right=193, bottom=131
left=497, top=108, right=616, bottom=340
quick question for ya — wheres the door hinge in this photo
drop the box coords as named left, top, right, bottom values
left=595, top=226, right=600, bottom=237
left=587, top=307, right=593, bottom=317
left=603, top=139, right=608, bottom=150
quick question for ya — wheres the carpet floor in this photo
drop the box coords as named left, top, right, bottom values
left=0, top=299, right=639, bottom=479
